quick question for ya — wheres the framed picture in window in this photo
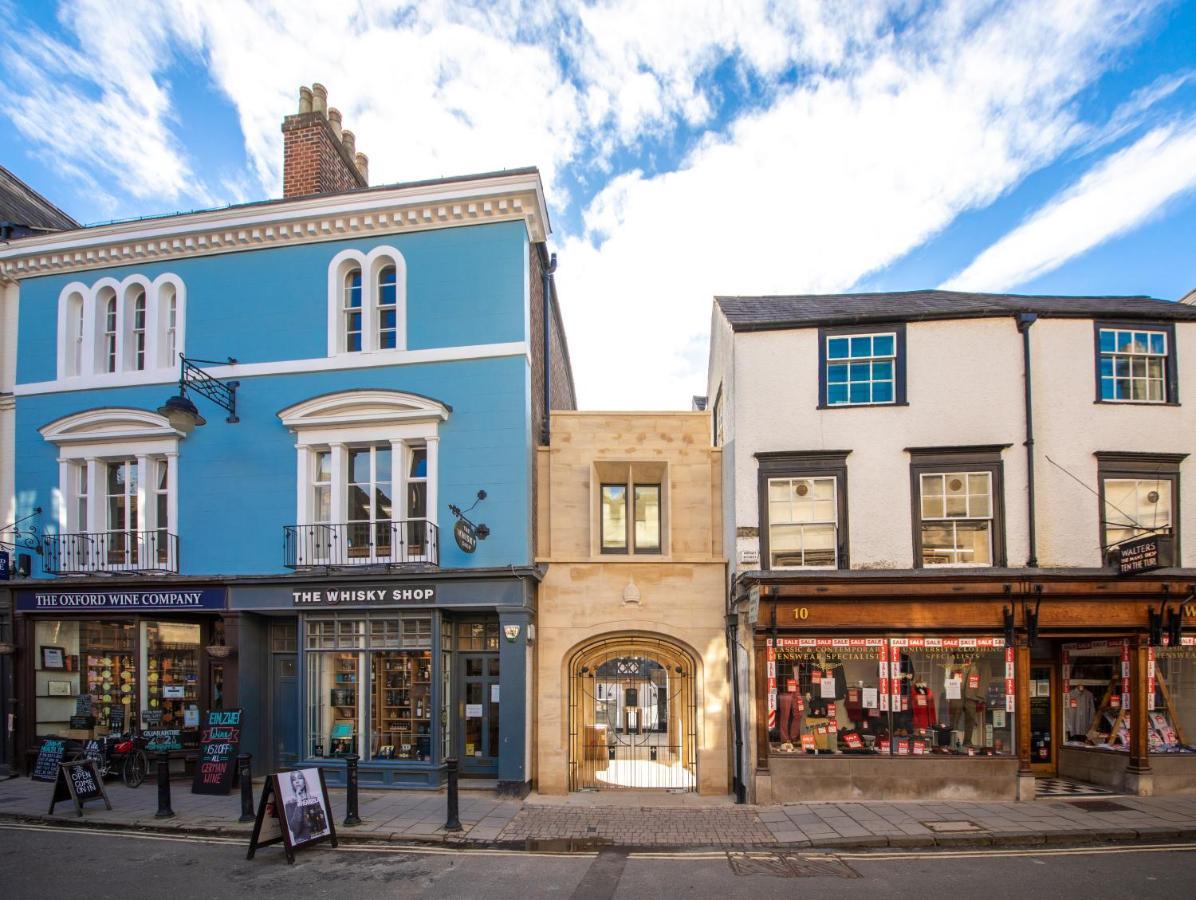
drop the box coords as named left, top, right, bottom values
left=41, top=646, right=66, bottom=670
left=47, top=680, right=73, bottom=696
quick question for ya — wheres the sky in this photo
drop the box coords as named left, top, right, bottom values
left=2, top=0, right=1195, bottom=409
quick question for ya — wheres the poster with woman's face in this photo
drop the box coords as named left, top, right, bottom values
left=276, top=768, right=331, bottom=847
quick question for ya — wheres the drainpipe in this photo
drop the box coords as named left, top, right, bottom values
left=1017, top=312, right=1039, bottom=567
left=541, top=250, right=557, bottom=446
left=726, top=597, right=746, bottom=803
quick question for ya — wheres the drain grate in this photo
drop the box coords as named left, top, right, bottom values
left=921, top=820, right=984, bottom=833
left=727, top=852, right=859, bottom=879
left=1066, top=799, right=1133, bottom=813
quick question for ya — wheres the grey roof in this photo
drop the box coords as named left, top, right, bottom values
left=0, top=166, right=78, bottom=235
left=716, top=289, right=1196, bottom=330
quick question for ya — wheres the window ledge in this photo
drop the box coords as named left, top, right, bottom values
left=817, top=401, right=910, bottom=411
left=1093, top=400, right=1180, bottom=407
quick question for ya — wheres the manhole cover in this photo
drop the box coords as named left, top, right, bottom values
left=727, top=852, right=859, bottom=879
left=922, top=820, right=984, bottom=833
left=1066, top=800, right=1132, bottom=813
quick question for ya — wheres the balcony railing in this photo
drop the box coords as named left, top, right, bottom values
left=43, top=530, right=180, bottom=575
left=284, top=520, right=439, bottom=569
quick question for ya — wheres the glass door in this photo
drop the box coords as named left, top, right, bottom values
left=1030, top=664, right=1056, bottom=774
left=457, top=653, right=499, bottom=776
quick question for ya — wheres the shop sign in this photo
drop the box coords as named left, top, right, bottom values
left=453, top=519, right=478, bottom=553
left=1116, top=535, right=1162, bottom=575
left=290, top=584, right=437, bottom=606
left=193, top=708, right=243, bottom=796
left=15, top=587, right=225, bottom=612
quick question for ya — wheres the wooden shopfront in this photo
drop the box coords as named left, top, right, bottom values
left=739, top=571, right=1196, bottom=802
left=13, top=584, right=234, bottom=772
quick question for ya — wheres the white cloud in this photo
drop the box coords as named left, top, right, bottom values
left=943, top=120, right=1196, bottom=292
left=557, top=0, right=1162, bottom=407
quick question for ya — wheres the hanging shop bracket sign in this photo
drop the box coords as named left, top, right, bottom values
left=290, top=583, right=438, bottom=606
left=1116, top=535, right=1162, bottom=575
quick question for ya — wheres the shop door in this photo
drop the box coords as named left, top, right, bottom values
left=1030, top=664, right=1056, bottom=774
left=457, top=654, right=499, bottom=776
left=272, top=655, right=299, bottom=770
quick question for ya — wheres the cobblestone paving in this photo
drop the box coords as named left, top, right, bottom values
left=497, top=805, right=776, bottom=847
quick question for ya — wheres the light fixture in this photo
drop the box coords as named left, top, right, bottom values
left=158, top=355, right=239, bottom=432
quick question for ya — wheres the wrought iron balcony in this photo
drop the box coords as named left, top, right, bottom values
left=43, top=530, right=180, bottom=575
left=284, top=520, right=439, bottom=569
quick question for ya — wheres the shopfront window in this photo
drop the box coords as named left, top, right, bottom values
left=767, top=637, right=1013, bottom=757
left=34, top=620, right=136, bottom=737
left=1062, top=641, right=1128, bottom=751
left=304, top=612, right=433, bottom=761
left=1151, top=637, right=1196, bottom=754
left=142, top=621, right=202, bottom=746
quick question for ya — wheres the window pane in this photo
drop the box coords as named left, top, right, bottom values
left=827, top=363, right=847, bottom=383
left=827, top=337, right=849, bottom=359
left=1150, top=332, right=1166, bottom=354
left=849, top=382, right=870, bottom=404
left=350, top=450, right=371, bottom=484
left=849, top=335, right=871, bottom=358
left=601, top=485, right=627, bottom=550
left=872, top=360, right=893, bottom=381
left=634, top=485, right=661, bottom=551
left=849, top=363, right=870, bottom=382
left=872, top=381, right=893, bottom=403
left=956, top=521, right=991, bottom=564
left=921, top=523, right=956, bottom=565
left=768, top=480, right=791, bottom=502
left=828, top=383, right=848, bottom=405
left=409, top=448, right=427, bottom=479
left=873, top=334, right=894, bottom=356
left=348, top=485, right=370, bottom=521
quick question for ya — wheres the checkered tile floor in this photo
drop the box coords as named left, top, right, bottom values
left=1035, top=776, right=1116, bottom=797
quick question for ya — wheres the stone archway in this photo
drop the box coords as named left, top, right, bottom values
left=567, top=634, right=698, bottom=791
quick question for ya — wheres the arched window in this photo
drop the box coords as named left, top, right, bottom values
left=327, top=248, right=406, bottom=356
left=131, top=289, right=147, bottom=371
left=378, top=265, right=398, bottom=350
left=160, top=283, right=178, bottom=367
left=62, top=291, right=86, bottom=377
left=344, top=267, right=363, bottom=352
left=102, top=292, right=118, bottom=373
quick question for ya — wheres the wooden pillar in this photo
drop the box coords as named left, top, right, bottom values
left=1126, top=635, right=1153, bottom=795
left=1015, top=638, right=1034, bottom=799
left=754, top=641, right=769, bottom=771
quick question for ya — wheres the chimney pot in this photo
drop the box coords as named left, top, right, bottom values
left=298, top=86, right=313, bottom=115
left=327, top=107, right=343, bottom=140
left=312, top=83, right=328, bottom=116
left=341, top=129, right=356, bottom=158
left=355, top=152, right=369, bottom=183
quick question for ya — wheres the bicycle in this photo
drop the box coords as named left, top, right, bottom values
left=86, top=733, right=150, bottom=787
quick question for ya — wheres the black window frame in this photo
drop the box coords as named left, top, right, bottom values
left=818, top=322, right=907, bottom=410
left=909, top=445, right=1008, bottom=569
left=1094, top=451, right=1186, bottom=566
left=756, top=450, right=851, bottom=571
left=1092, top=320, right=1179, bottom=406
left=599, top=480, right=663, bottom=555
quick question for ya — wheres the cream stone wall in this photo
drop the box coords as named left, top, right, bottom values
left=535, top=411, right=730, bottom=795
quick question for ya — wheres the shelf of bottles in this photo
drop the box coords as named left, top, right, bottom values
left=82, top=622, right=137, bottom=734
left=373, top=651, right=433, bottom=761
left=329, top=653, right=359, bottom=756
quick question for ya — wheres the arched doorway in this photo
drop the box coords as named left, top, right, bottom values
left=568, top=635, right=698, bottom=791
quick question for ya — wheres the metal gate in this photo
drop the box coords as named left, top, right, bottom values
left=568, top=637, right=698, bottom=791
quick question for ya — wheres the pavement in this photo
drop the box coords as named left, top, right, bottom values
left=2, top=773, right=1196, bottom=850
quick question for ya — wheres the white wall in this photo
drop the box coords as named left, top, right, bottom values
left=720, top=312, right=1196, bottom=572
left=1032, top=318, right=1196, bottom=567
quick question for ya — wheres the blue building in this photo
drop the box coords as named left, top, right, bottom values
left=1, top=86, right=575, bottom=793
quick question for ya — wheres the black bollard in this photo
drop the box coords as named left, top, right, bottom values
left=237, top=753, right=255, bottom=823
left=343, top=754, right=362, bottom=826
left=444, top=757, right=462, bottom=832
left=154, top=751, right=175, bottom=819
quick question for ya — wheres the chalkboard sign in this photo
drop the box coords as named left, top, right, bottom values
left=32, top=738, right=68, bottom=782
left=108, top=705, right=126, bottom=731
left=192, top=708, right=243, bottom=796
left=70, top=715, right=96, bottom=730
left=49, top=760, right=111, bottom=817
left=144, top=729, right=182, bottom=751
left=75, top=694, right=94, bottom=717
left=83, top=739, right=104, bottom=768
left=141, top=708, right=164, bottom=727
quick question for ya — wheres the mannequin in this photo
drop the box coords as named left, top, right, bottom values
left=911, top=679, right=937, bottom=730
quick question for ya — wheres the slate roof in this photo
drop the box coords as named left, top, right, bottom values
left=0, top=166, right=78, bottom=236
left=716, top=290, right=1196, bottom=331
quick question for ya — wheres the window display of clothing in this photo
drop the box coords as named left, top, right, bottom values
left=776, top=691, right=802, bottom=743
left=1064, top=686, right=1096, bottom=738
left=911, top=683, right=937, bottom=729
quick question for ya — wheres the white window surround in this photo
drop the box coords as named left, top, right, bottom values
left=39, top=408, right=184, bottom=536
left=56, top=273, right=187, bottom=382
left=278, top=389, right=447, bottom=529
left=327, top=247, right=407, bottom=357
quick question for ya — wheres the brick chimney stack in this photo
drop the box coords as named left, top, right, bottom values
left=282, top=83, right=369, bottom=198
